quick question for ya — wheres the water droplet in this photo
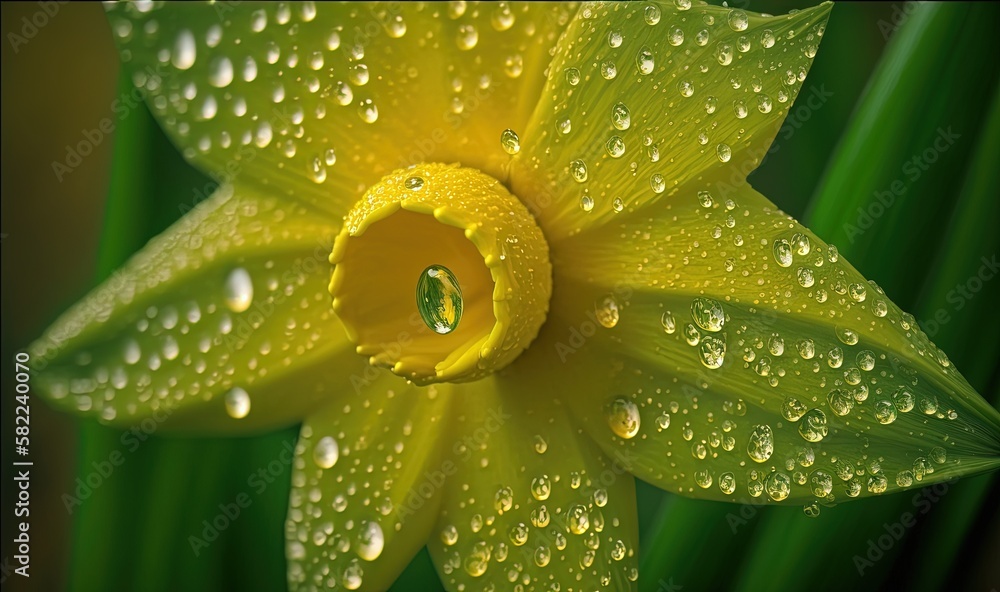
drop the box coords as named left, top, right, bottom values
left=728, top=9, right=749, bottom=31
left=690, top=297, right=725, bottom=332
left=836, top=326, right=859, bottom=345
left=494, top=486, right=513, bottom=514
left=798, top=409, right=828, bottom=442
left=225, top=268, right=254, bottom=313
left=608, top=29, right=623, bottom=48
left=650, top=173, right=666, bottom=193
left=660, top=311, right=676, bottom=334
left=773, top=239, right=793, bottom=267
left=224, top=387, right=250, bottom=419
left=699, top=335, right=726, bottom=369
left=888, top=388, right=913, bottom=414
left=656, top=412, right=671, bottom=431
left=341, top=560, right=363, bottom=590
left=607, top=397, right=640, bottom=439
left=456, top=24, right=478, bottom=50
left=565, top=68, right=581, bottom=86
left=570, top=159, right=588, bottom=182
left=612, top=197, right=625, bottom=212
left=782, top=397, right=807, bottom=421
left=716, top=143, right=732, bottom=162
left=601, top=61, right=618, bottom=80
left=209, top=56, right=233, bottom=88
left=747, top=425, right=774, bottom=462
left=765, top=472, right=791, bottom=501
left=356, top=521, right=384, bottom=561
left=874, top=399, right=898, bottom=424
left=760, top=29, right=776, bottom=48
left=668, top=26, right=684, bottom=46
left=500, top=128, right=520, bottom=154
left=678, top=79, right=695, bottom=97
left=404, top=176, right=424, bottom=190
left=358, top=99, right=378, bottom=123
left=172, top=29, right=196, bottom=70
left=580, top=194, right=595, bottom=212
left=828, top=389, right=854, bottom=416
left=441, top=524, right=459, bottom=546
left=644, top=5, right=662, bottom=25
left=716, top=43, right=733, bottom=66
left=606, top=135, right=625, bottom=158
left=416, top=265, right=463, bottom=334
left=636, top=46, right=655, bottom=74
left=595, top=295, right=619, bottom=328
left=530, top=475, right=552, bottom=500
left=314, top=436, right=339, bottom=468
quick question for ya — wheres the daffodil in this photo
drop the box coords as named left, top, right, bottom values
left=31, top=2, right=1000, bottom=591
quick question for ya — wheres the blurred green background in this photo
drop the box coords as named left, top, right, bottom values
left=1, top=2, right=997, bottom=591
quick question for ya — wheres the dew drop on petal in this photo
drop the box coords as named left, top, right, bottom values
left=224, top=387, right=251, bottom=419
left=500, top=128, right=520, bottom=155
left=224, top=268, right=254, bottom=313
left=355, top=521, right=384, bottom=561
left=747, top=424, right=774, bottom=462
left=416, top=265, right=463, bottom=334
left=313, top=436, right=340, bottom=469
left=607, top=397, right=640, bottom=439
left=716, top=143, right=732, bottom=162
left=595, top=295, right=620, bottom=328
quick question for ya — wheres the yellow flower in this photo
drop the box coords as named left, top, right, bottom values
left=30, top=2, right=999, bottom=590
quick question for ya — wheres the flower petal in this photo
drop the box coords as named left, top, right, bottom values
left=428, top=377, right=639, bottom=591
left=286, top=379, right=451, bottom=591
left=532, top=179, right=1000, bottom=505
left=29, top=184, right=352, bottom=432
left=106, top=2, right=575, bottom=215
left=511, top=1, right=831, bottom=239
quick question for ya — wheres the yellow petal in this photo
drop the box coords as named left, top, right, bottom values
left=522, top=179, right=999, bottom=504
left=29, top=184, right=353, bottom=432
left=428, top=377, right=639, bottom=590
left=106, top=2, right=575, bottom=215
left=511, top=1, right=831, bottom=239
left=286, top=378, right=451, bottom=591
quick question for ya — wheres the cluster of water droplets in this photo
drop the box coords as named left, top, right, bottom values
left=32, top=197, right=338, bottom=424
left=533, top=1, right=826, bottom=223
left=287, top=388, right=445, bottom=591
left=433, top=415, right=638, bottom=590
left=584, top=182, right=968, bottom=513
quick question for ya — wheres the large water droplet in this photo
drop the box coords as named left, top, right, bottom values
left=224, top=387, right=251, bottom=419
left=747, top=424, right=774, bottom=462
left=607, top=397, right=640, bottom=439
left=416, top=265, right=463, bottom=334
left=611, top=102, right=631, bottom=130
left=313, top=436, right=339, bottom=469
left=595, top=295, right=620, bottom=328
left=500, top=128, right=520, bottom=154
left=699, top=335, right=726, bottom=369
left=690, top=297, right=725, bottom=332
left=356, top=521, right=384, bottom=561
left=224, top=268, right=254, bottom=313
left=636, top=46, right=655, bottom=74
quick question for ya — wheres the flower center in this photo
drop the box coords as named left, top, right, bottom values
left=329, top=164, right=552, bottom=384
